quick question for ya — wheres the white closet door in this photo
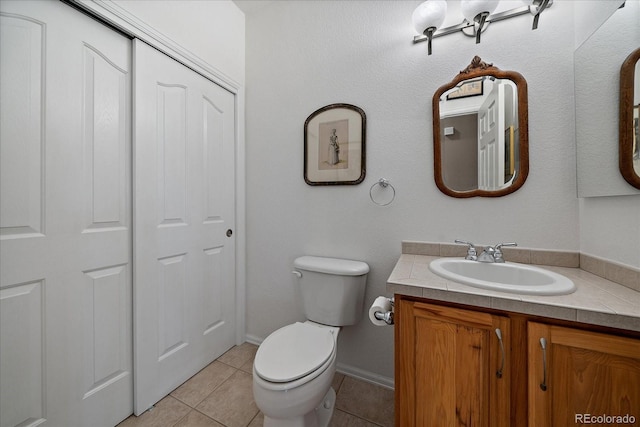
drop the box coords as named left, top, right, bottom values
left=0, top=1, right=132, bottom=426
left=133, top=40, right=236, bottom=415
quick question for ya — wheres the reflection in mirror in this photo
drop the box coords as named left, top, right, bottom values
left=619, top=47, right=640, bottom=188
left=433, top=57, right=528, bottom=198
left=636, top=58, right=640, bottom=175
left=575, top=0, right=640, bottom=197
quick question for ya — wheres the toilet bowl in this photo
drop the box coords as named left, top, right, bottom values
left=252, top=256, right=369, bottom=427
left=253, top=321, right=339, bottom=427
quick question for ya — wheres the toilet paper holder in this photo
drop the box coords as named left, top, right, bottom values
left=373, top=297, right=394, bottom=325
left=374, top=310, right=394, bottom=325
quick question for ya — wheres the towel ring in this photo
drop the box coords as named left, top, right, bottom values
left=370, top=178, right=396, bottom=206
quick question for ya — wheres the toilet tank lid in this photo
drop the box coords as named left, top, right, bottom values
left=294, top=256, right=369, bottom=276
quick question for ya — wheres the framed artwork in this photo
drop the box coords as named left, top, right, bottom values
left=304, top=103, right=366, bottom=185
left=446, top=78, right=483, bottom=100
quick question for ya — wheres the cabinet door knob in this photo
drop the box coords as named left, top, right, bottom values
left=226, top=229, right=233, bottom=237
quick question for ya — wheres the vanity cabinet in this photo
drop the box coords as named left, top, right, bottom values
left=395, top=299, right=510, bottom=427
left=395, top=295, right=640, bottom=427
left=528, top=322, right=640, bottom=426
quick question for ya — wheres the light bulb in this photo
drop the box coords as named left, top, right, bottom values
left=412, top=0, right=448, bottom=34
left=460, top=0, right=500, bottom=22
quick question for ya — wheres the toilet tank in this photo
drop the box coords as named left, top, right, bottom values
left=293, top=256, right=369, bottom=326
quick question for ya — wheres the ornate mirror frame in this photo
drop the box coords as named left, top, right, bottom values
left=619, top=47, right=640, bottom=189
left=433, top=57, right=529, bottom=198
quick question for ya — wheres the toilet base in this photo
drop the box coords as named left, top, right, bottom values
left=263, top=386, right=336, bottom=427
left=315, top=386, right=336, bottom=427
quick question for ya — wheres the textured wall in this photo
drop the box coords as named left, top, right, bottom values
left=575, top=0, right=640, bottom=197
left=244, top=0, right=585, bottom=384
left=112, top=0, right=245, bottom=83
left=575, top=0, right=640, bottom=266
left=580, top=196, right=640, bottom=267
left=96, top=0, right=639, bottom=385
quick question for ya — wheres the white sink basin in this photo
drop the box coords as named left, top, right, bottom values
left=429, top=258, right=576, bottom=296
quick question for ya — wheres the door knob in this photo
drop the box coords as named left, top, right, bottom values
left=226, top=229, right=233, bottom=237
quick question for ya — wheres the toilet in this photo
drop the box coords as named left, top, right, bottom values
left=252, top=256, right=369, bottom=427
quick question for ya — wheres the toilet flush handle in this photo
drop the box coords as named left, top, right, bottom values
left=292, top=270, right=302, bottom=278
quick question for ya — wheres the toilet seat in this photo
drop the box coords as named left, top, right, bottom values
left=254, top=322, right=335, bottom=383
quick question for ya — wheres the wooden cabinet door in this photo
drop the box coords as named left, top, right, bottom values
left=528, top=322, right=640, bottom=426
left=396, top=299, right=510, bottom=427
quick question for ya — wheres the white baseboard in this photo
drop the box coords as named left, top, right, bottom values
left=336, top=363, right=394, bottom=390
left=243, top=334, right=395, bottom=390
left=244, top=333, right=263, bottom=346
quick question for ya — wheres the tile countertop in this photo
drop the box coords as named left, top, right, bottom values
left=387, top=254, right=640, bottom=333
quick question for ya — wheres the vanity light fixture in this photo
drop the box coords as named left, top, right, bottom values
left=413, top=0, right=552, bottom=55
left=412, top=0, right=447, bottom=55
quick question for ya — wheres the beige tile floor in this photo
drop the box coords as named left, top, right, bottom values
left=118, top=343, right=394, bottom=427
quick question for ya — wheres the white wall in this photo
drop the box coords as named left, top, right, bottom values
left=112, top=0, right=245, bottom=84
left=244, top=0, right=583, bottom=383
left=575, top=0, right=640, bottom=197
left=575, top=0, right=640, bottom=265
left=573, top=0, right=624, bottom=48
left=96, top=0, right=640, bottom=386
left=579, top=196, right=640, bottom=267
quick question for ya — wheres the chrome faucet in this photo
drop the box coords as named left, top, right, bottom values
left=455, top=240, right=517, bottom=263
left=494, top=242, right=517, bottom=262
left=477, top=246, right=497, bottom=263
left=455, top=239, right=477, bottom=261
left=478, top=242, right=518, bottom=262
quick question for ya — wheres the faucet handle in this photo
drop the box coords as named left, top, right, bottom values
left=455, top=239, right=478, bottom=261
left=494, top=242, right=517, bottom=262
left=495, top=242, right=518, bottom=250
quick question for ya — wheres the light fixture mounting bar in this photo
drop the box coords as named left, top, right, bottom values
left=414, top=21, right=470, bottom=42
left=413, top=2, right=552, bottom=45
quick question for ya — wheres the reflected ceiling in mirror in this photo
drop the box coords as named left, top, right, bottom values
left=619, top=47, right=640, bottom=188
left=432, top=56, right=529, bottom=198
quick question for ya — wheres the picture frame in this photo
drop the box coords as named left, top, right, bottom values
left=446, top=78, right=483, bottom=100
left=304, top=103, right=366, bottom=185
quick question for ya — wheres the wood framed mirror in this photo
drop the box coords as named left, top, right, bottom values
left=433, top=56, right=529, bottom=198
left=619, top=47, right=640, bottom=189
